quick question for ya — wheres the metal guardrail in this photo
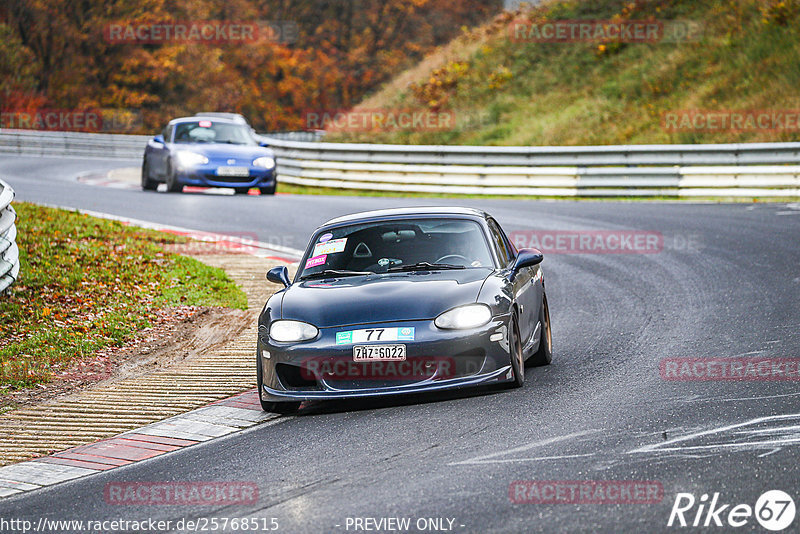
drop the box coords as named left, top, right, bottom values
left=0, top=129, right=322, bottom=159
left=0, top=129, right=148, bottom=159
left=1, top=128, right=799, bottom=196
left=260, top=138, right=800, bottom=166
left=256, top=130, right=325, bottom=143
left=261, top=137, right=800, bottom=197
left=0, top=179, right=20, bottom=293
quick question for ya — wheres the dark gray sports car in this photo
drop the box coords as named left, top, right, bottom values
left=257, top=207, right=552, bottom=413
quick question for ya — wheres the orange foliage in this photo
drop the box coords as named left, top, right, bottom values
left=0, top=0, right=501, bottom=132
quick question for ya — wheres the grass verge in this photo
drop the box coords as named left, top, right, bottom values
left=0, top=203, right=247, bottom=391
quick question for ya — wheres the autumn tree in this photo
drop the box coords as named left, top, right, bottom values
left=0, top=0, right=501, bottom=132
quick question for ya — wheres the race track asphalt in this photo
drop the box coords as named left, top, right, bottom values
left=1, top=155, right=799, bottom=533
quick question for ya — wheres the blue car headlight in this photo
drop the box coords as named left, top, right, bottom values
left=253, top=156, right=276, bottom=169
left=269, top=320, right=318, bottom=342
left=174, top=150, right=208, bottom=168
left=434, top=304, right=492, bottom=330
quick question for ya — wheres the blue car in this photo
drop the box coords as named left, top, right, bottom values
left=141, top=116, right=277, bottom=194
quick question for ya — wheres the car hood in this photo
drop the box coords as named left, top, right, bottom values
left=279, top=269, right=492, bottom=328
left=172, top=143, right=273, bottom=161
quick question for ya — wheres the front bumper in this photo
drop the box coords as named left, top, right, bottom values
left=175, top=165, right=275, bottom=188
left=258, top=316, right=514, bottom=402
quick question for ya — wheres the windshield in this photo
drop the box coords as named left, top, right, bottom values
left=172, top=121, right=255, bottom=145
left=297, top=218, right=494, bottom=280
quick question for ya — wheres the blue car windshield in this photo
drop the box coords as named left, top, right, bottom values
left=298, top=218, right=495, bottom=279
left=173, top=121, right=255, bottom=145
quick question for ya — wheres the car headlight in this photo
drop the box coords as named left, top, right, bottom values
left=174, top=150, right=208, bottom=168
left=269, top=320, right=318, bottom=342
left=252, top=156, right=276, bottom=169
left=434, top=304, right=492, bottom=330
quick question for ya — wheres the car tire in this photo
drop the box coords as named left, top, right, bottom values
left=141, top=159, right=158, bottom=191
left=234, top=187, right=250, bottom=195
left=259, top=184, right=276, bottom=195
left=257, top=353, right=301, bottom=414
left=165, top=161, right=183, bottom=193
left=509, top=313, right=525, bottom=388
left=527, top=293, right=552, bottom=367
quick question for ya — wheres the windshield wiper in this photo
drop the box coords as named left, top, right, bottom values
left=301, top=269, right=373, bottom=280
left=387, top=262, right=465, bottom=272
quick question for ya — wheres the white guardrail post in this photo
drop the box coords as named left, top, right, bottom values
left=0, top=128, right=799, bottom=197
left=0, top=179, right=20, bottom=294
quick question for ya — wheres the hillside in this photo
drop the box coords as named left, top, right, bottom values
left=330, top=0, right=800, bottom=146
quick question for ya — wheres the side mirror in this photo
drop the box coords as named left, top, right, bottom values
left=152, top=134, right=165, bottom=144
left=267, top=265, right=290, bottom=288
left=512, top=248, right=543, bottom=272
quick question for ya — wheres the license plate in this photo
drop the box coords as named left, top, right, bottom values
left=216, top=166, right=250, bottom=177
left=353, top=344, right=406, bottom=361
left=337, top=327, right=415, bottom=345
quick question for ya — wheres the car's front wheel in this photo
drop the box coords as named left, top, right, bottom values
left=509, top=313, right=525, bottom=388
left=234, top=187, right=251, bottom=195
left=141, top=159, right=158, bottom=191
left=527, top=293, right=552, bottom=367
left=259, top=184, right=276, bottom=195
left=256, top=353, right=301, bottom=414
left=165, top=161, right=183, bottom=193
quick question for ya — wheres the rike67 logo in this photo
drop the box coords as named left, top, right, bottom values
left=668, top=490, right=795, bottom=531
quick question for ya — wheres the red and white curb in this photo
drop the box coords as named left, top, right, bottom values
left=0, top=390, right=278, bottom=499
left=78, top=175, right=138, bottom=190
left=77, top=171, right=279, bottom=196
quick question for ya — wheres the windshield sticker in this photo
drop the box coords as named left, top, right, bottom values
left=305, top=254, right=327, bottom=269
left=318, top=232, right=333, bottom=243
left=336, top=327, right=415, bottom=345
left=313, top=237, right=347, bottom=257
left=198, top=120, right=212, bottom=127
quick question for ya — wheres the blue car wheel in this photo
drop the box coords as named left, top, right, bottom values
left=141, top=158, right=158, bottom=191
left=165, top=160, right=183, bottom=193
